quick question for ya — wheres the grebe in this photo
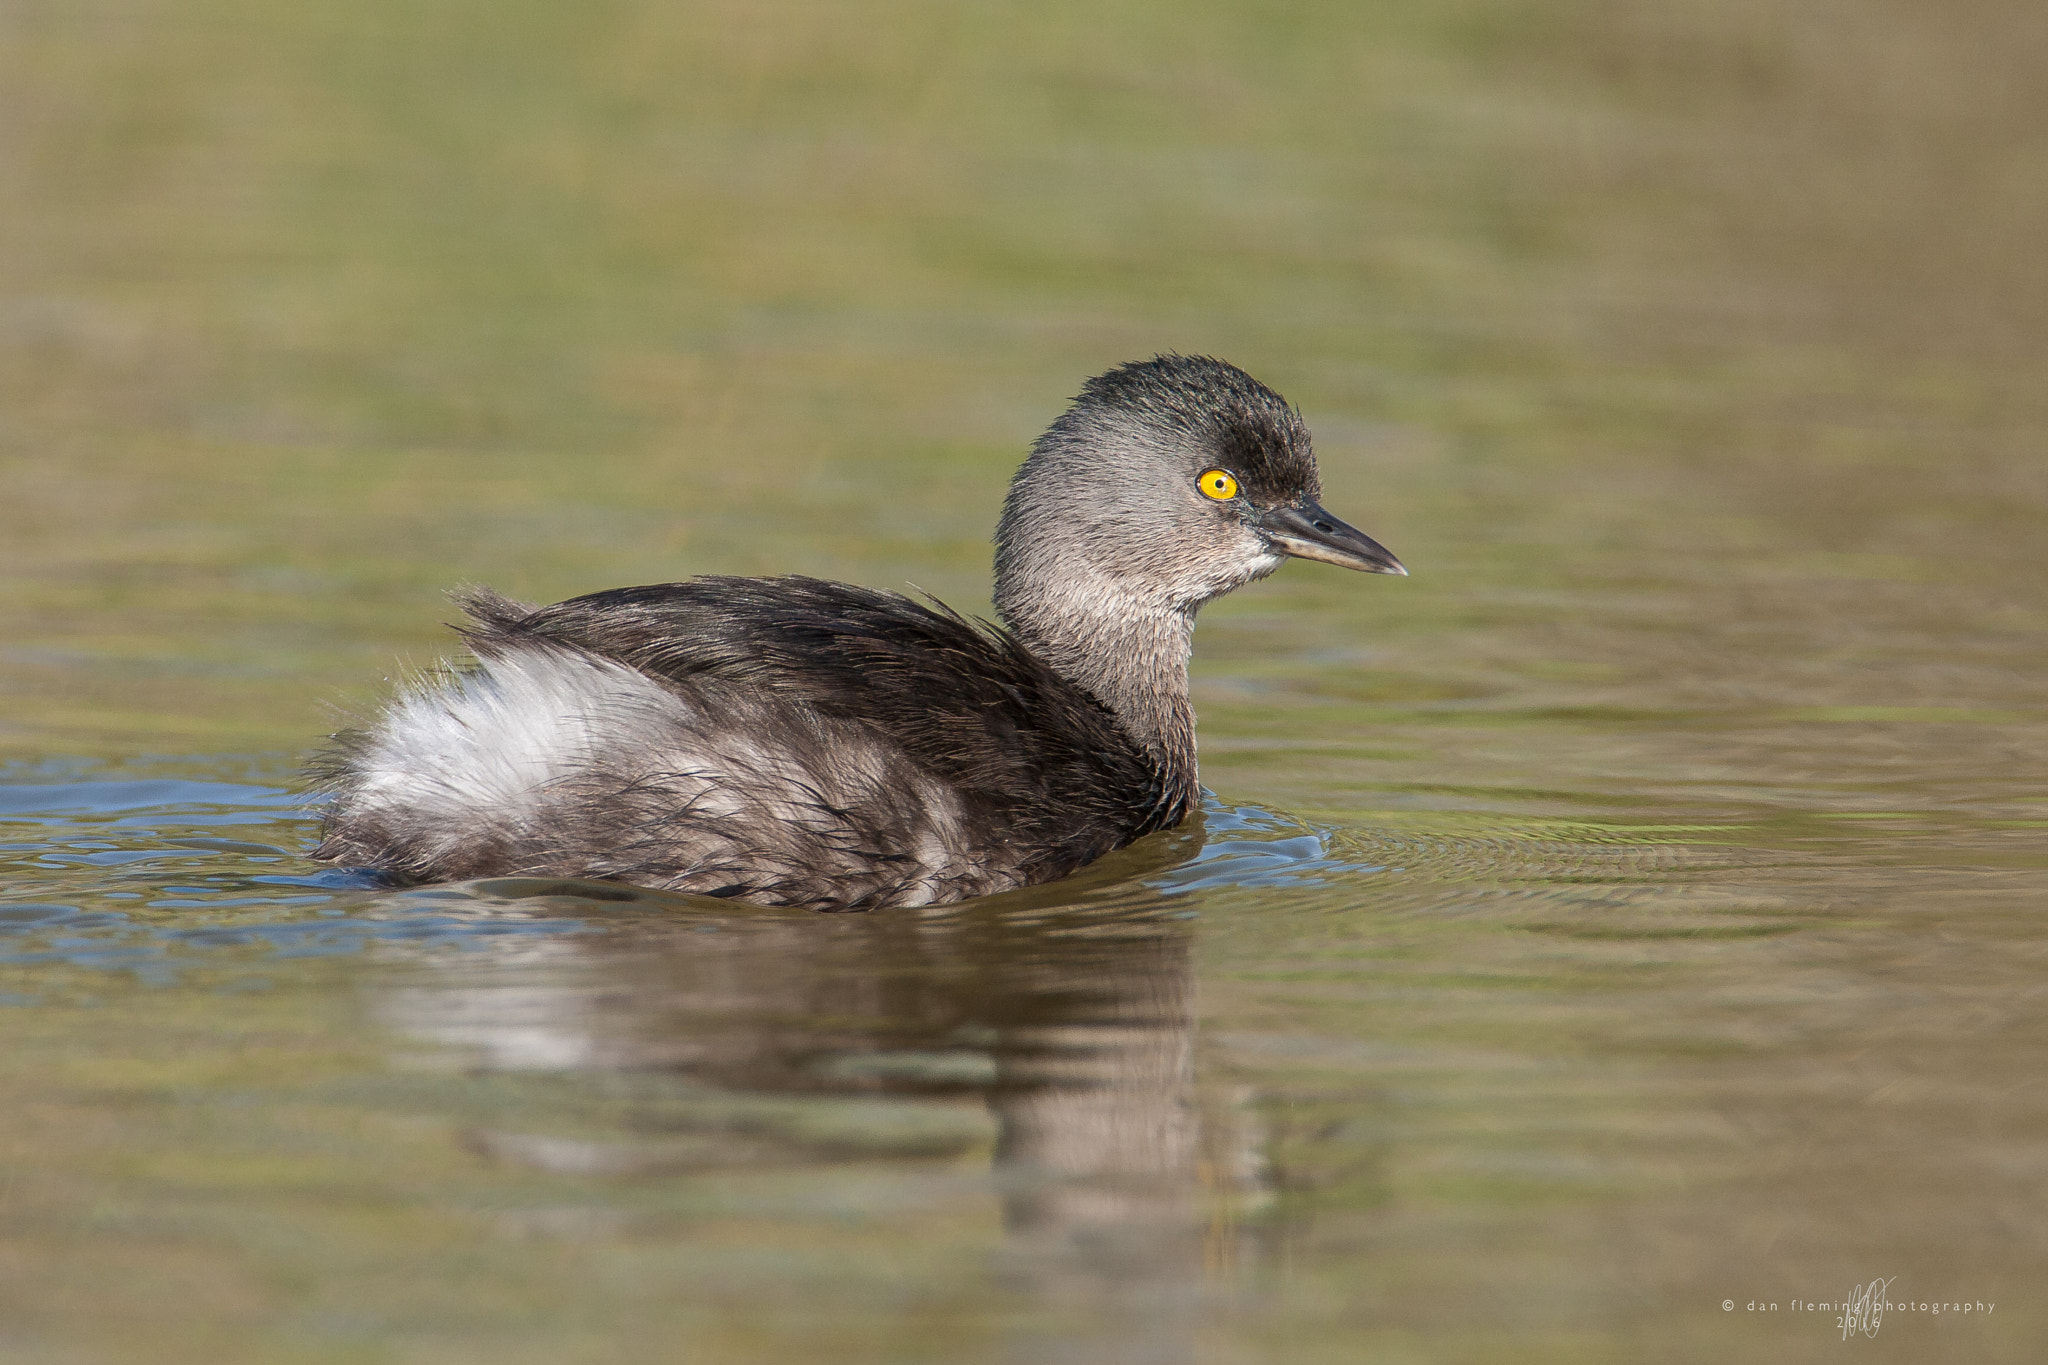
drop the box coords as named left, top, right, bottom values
left=310, top=356, right=1405, bottom=909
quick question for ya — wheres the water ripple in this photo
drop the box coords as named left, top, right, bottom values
left=0, top=768, right=1798, bottom=980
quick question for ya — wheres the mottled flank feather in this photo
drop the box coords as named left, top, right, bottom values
left=311, top=579, right=1189, bottom=910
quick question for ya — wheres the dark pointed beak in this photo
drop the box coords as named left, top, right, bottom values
left=1260, top=498, right=1408, bottom=575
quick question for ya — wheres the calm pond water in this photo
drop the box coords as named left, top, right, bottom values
left=2, top=1, right=2044, bottom=1361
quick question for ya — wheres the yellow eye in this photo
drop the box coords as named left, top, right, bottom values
left=1197, top=469, right=1239, bottom=501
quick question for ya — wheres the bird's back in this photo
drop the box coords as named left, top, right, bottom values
left=312, top=577, right=1189, bottom=909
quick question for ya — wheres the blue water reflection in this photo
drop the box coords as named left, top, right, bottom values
left=0, top=772, right=1355, bottom=980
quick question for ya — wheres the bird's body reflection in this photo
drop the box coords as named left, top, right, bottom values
left=371, top=823, right=1268, bottom=1362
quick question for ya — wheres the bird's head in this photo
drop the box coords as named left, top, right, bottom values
left=995, top=355, right=1405, bottom=626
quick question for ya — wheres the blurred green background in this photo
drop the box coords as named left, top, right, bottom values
left=1, top=2, right=2044, bottom=1362
left=5, top=0, right=2038, bottom=759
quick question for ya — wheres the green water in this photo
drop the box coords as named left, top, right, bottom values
left=2, top=1, right=2043, bottom=1360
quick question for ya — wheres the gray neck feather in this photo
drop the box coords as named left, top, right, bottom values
left=993, top=409, right=1274, bottom=795
left=995, top=560, right=1198, bottom=782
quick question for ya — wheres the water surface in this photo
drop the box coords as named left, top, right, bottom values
left=1, top=1, right=2043, bottom=1361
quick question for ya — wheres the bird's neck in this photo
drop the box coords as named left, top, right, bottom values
left=997, top=567, right=1198, bottom=783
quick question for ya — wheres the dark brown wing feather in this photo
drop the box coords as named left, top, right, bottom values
left=477, top=576, right=1191, bottom=876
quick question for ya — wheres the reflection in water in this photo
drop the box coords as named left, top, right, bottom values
left=376, top=813, right=1280, bottom=1360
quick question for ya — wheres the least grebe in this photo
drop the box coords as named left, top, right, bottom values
left=311, top=356, right=1405, bottom=909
